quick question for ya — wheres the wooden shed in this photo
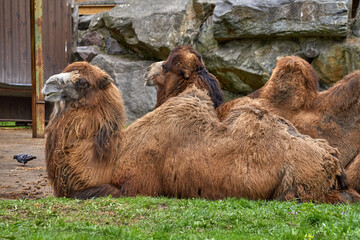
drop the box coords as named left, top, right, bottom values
left=0, top=0, right=73, bottom=137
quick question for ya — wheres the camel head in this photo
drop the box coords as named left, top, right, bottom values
left=144, top=45, right=223, bottom=108
left=144, top=61, right=165, bottom=88
left=42, top=61, right=114, bottom=115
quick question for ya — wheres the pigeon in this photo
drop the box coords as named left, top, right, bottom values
left=13, top=154, right=37, bottom=166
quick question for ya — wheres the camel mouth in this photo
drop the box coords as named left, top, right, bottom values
left=144, top=75, right=156, bottom=86
left=43, top=92, right=62, bottom=102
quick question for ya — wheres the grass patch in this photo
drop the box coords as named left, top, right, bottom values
left=0, top=122, right=16, bottom=127
left=0, top=121, right=31, bottom=129
left=0, top=197, right=359, bottom=239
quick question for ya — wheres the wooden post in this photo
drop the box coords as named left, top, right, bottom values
left=31, top=0, right=45, bottom=138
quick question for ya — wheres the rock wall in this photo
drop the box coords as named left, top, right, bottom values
left=75, top=0, right=360, bottom=121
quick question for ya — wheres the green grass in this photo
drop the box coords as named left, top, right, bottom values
left=0, top=122, right=16, bottom=127
left=0, top=197, right=359, bottom=239
left=0, top=121, right=31, bottom=129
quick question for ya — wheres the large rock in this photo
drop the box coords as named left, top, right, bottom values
left=198, top=30, right=303, bottom=94
left=94, top=0, right=215, bottom=59
left=91, top=54, right=156, bottom=123
left=351, top=6, right=360, bottom=36
left=213, top=0, right=349, bottom=41
left=312, top=38, right=360, bottom=85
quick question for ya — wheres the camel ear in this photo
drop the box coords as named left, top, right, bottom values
left=98, top=75, right=113, bottom=90
left=181, top=69, right=191, bottom=79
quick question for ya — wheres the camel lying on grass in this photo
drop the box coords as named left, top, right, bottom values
left=42, top=60, right=359, bottom=203
left=146, top=46, right=360, bottom=193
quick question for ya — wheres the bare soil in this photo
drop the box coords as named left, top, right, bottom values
left=0, top=128, right=52, bottom=199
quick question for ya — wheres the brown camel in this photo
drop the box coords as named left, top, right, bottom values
left=144, top=46, right=224, bottom=109
left=42, top=61, right=359, bottom=203
left=244, top=56, right=360, bottom=192
left=145, top=49, right=360, bottom=193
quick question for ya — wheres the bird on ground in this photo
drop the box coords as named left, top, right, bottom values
left=13, top=154, right=36, bottom=166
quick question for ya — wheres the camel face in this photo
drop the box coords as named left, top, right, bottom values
left=144, top=61, right=164, bottom=88
left=42, top=72, right=84, bottom=103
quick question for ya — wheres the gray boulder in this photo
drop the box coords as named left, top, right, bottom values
left=78, top=15, right=94, bottom=30
left=91, top=54, right=156, bottom=123
left=351, top=6, right=360, bottom=36
left=105, top=37, right=126, bottom=55
left=94, top=0, right=215, bottom=59
left=312, top=38, right=360, bottom=85
left=201, top=38, right=303, bottom=94
left=89, top=12, right=105, bottom=31
left=213, top=0, right=349, bottom=41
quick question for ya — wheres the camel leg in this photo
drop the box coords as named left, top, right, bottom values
left=71, top=184, right=124, bottom=199
left=323, top=189, right=360, bottom=204
left=345, top=153, right=360, bottom=193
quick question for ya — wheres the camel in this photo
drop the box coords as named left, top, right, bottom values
left=244, top=57, right=360, bottom=192
left=144, top=46, right=224, bottom=109
left=145, top=50, right=360, bottom=193
left=42, top=60, right=359, bottom=203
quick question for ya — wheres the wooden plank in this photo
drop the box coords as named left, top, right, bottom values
left=78, top=5, right=115, bottom=15
left=12, top=0, right=19, bottom=84
left=0, top=1, right=4, bottom=84
left=4, top=1, right=11, bottom=84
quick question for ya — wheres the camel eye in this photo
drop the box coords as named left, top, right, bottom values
left=75, top=78, right=89, bottom=89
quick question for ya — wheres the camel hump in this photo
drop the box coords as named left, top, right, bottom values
left=259, top=56, right=318, bottom=110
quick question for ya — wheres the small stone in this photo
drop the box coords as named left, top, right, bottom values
left=75, top=46, right=100, bottom=62
left=79, top=31, right=104, bottom=47
left=105, top=37, right=125, bottom=55
left=78, top=15, right=94, bottom=30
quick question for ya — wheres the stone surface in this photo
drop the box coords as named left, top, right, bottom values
left=79, top=31, right=104, bottom=47
left=200, top=38, right=303, bottom=94
left=91, top=54, right=156, bottom=122
left=301, top=38, right=320, bottom=58
left=213, top=0, right=349, bottom=41
left=94, top=0, right=214, bottom=59
left=74, top=46, right=100, bottom=62
left=351, top=7, right=360, bottom=36
left=105, top=37, right=126, bottom=55
left=89, top=12, right=105, bottom=30
left=312, top=38, right=360, bottom=85
left=78, top=15, right=94, bottom=30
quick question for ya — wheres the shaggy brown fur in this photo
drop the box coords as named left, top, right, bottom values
left=116, top=86, right=359, bottom=203
left=43, top=61, right=359, bottom=203
left=144, top=45, right=224, bottom=109
left=241, top=56, right=360, bottom=192
left=43, top=62, right=126, bottom=198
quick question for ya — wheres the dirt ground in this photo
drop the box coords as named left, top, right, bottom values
left=0, top=128, right=52, bottom=199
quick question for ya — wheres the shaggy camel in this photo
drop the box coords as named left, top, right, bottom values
left=145, top=48, right=360, bottom=193
left=42, top=60, right=359, bottom=202
left=244, top=57, right=360, bottom=192
left=144, top=46, right=224, bottom=109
